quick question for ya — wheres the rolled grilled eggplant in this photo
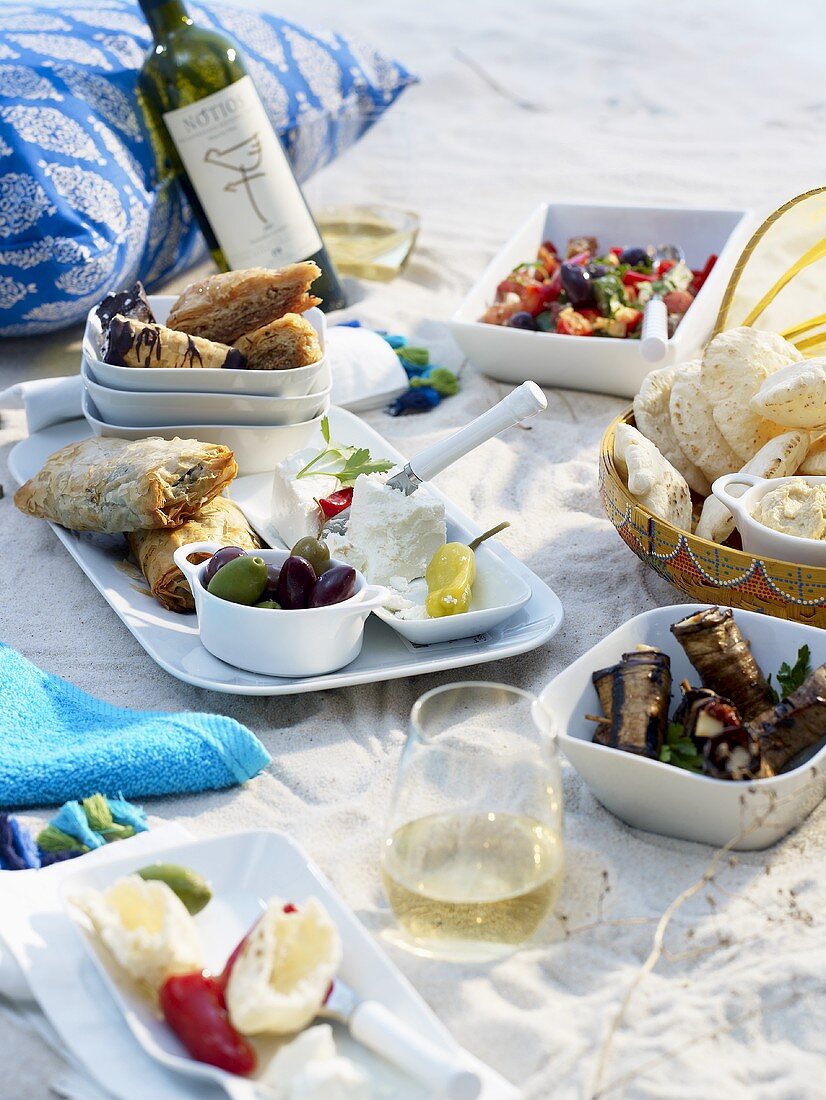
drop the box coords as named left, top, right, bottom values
left=704, top=725, right=762, bottom=781
left=673, top=683, right=740, bottom=744
left=670, top=607, right=775, bottom=722
left=590, top=648, right=671, bottom=757
left=752, top=663, right=826, bottom=777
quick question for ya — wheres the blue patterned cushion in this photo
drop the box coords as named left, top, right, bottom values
left=0, top=2, right=415, bottom=336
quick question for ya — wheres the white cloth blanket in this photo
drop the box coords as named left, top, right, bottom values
left=2, top=1, right=826, bottom=1097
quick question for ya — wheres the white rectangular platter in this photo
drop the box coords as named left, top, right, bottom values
left=8, top=407, right=563, bottom=695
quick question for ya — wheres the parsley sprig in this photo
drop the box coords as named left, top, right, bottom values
left=659, top=721, right=703, bottom=773
left=767, top=644, right=812, bottom=703
left=296, top=417, right=394, bottom=487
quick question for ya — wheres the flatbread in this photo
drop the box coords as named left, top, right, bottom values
left=633, top=365, right=711, bottom=495
left=669, top=360, right=742, bottom=483
left=613, top=422, right=692, bottom=531
left=695, top=430, right=810, bottom=544
left=750, top=357, right=826, bottom=430
left=799, top=433, right=826, bottom=475
left=700, top=326, right=802, bottom=460
left=14, top=436, right=237, bottom=533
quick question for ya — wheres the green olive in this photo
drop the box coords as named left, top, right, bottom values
left=254, top=599, right=281, bottom=609
left=290, top=536, right=330, bottom=575
left=207, top=554, right=267, bottom=605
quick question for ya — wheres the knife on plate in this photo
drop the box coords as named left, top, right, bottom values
left=323, top=380, right=548, bottom=536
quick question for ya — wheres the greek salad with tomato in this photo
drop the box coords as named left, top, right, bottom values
left=480, top=236, right=717, bottom=339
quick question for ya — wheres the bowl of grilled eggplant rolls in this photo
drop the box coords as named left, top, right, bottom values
left=539, top=604, right=826, bottom=849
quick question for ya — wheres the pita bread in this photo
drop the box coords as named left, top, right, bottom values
left=799, top=433, right=826, bottom=475
left=669, top=360, right=742, bottom=483
left=750, top=357, right=826, bottom=430
left=633, top=366, right=711, bottom=495
left=613, top=422, right=692, bottom=531
left=695, top=430, right=810, bottom=543
left=701, top=326, right=801, bottom=460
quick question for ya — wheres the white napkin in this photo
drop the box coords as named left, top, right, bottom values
left=0, top=825, right=223, bottom=1100
left=0, top=375, right=84, bottom=434
left=325, top=326, right=409, bottom=411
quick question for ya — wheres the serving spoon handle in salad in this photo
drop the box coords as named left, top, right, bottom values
left=640, top=294, right=668, bottom=362
left=324, top=380, right=547, bottom=535
left=640, top=243, right=686, bottom=363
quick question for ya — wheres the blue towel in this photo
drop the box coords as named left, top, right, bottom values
left=0, top=644, right=271, bottom=809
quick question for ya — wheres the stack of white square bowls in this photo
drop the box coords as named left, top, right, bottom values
left=81, top=295, right=330, bottom=474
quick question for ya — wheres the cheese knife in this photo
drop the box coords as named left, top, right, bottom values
left=323, top=379, right=547, bottom=535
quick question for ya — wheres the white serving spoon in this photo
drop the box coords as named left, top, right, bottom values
left=640, top=244, right=685, bottom=364
left=323, top=380, right=548, bottom=535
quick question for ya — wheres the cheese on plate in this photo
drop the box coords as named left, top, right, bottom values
left=270, top=449, right=338, bottom=550
left=323, top=473, right=445, bottom=588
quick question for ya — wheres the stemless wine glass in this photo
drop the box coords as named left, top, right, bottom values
left=381, top=682, right=563, bottom=962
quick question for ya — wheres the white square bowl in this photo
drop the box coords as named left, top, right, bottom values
left=450, top=201, right=753, bottom=398
left=538, top=604, right=826, bottom=850
left=84, top=296, right=327, bottom=398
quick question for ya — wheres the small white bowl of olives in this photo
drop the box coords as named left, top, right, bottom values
left=173, top=538, right=389, bottom=678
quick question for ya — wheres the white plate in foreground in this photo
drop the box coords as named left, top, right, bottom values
left=61, top=830, right=518, bottom=1099
left=8, top=408, right=563, bottom=695
left=539, top=604, right=826, bottom=850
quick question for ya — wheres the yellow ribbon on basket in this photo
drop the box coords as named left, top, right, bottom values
left=713, top=186, right=826, bottom=354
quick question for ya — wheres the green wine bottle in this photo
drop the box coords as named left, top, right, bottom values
left=136, top=0, right=346, bottom=311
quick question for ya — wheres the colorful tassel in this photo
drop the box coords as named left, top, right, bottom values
left=107, top=795, right=149, bottom=834
left=0, top=814, right=39, bottom=870
left=48, top=801, right=106, bottom=850
left=82, top=793, right=134, bottom=841
left=36, top=824, right=89, bottom=854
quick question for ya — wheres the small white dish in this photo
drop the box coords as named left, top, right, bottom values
left=538, top=604, right=826, bottom=850
left=58, top=830, right=517, bottom=1100
left=712, top=473, right=826, bottom=568
left=449, top=200, right=752, bottom=399
left=81, top=359, right=330, bottom=428
left=173, top=542, right=388, bottom=677
left=84, top=295, right=327, bottom=398
left=374, top=537, right=532, bottom=644
left=82, top=391, right=328, bottom=476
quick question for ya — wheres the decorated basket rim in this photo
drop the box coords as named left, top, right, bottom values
left=599, top=408, right=826, bottom=617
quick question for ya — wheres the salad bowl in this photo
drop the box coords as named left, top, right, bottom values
left=450, top=201, right=752, bottom=398
left=83, top=296, right=327, bottom=398
left=539, top=604, right=826, bottom=850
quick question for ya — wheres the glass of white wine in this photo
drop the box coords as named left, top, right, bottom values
left=381, top=682, right=563, bottom=962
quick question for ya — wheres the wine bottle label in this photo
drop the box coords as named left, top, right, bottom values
left=163, top=75, right=322, bottom=269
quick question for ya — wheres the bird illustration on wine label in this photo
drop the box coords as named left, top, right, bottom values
left=203, top=133, right=270, bottom=225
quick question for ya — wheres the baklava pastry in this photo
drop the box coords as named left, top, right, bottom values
left=233, top=313, right=322, bottom=371
left=165, top=261, right=322, bottom=344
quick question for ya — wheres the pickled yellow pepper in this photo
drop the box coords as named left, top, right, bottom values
left=425, top=522, right=510, bottom=618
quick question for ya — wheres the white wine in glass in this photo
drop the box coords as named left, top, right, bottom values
left=382, top=683, right=564, bottom=961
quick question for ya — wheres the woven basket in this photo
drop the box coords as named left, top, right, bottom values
left=599, top=409, right=826, bottom=628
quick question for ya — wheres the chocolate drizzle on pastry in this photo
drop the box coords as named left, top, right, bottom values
left=96, top=281, right=155, bottom=332
left=103, top=316, right=246, bottom=371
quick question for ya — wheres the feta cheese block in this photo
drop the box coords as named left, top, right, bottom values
left=324, top=473, right=445, bottom=588
left=270, top=448, right=338, bottom=550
